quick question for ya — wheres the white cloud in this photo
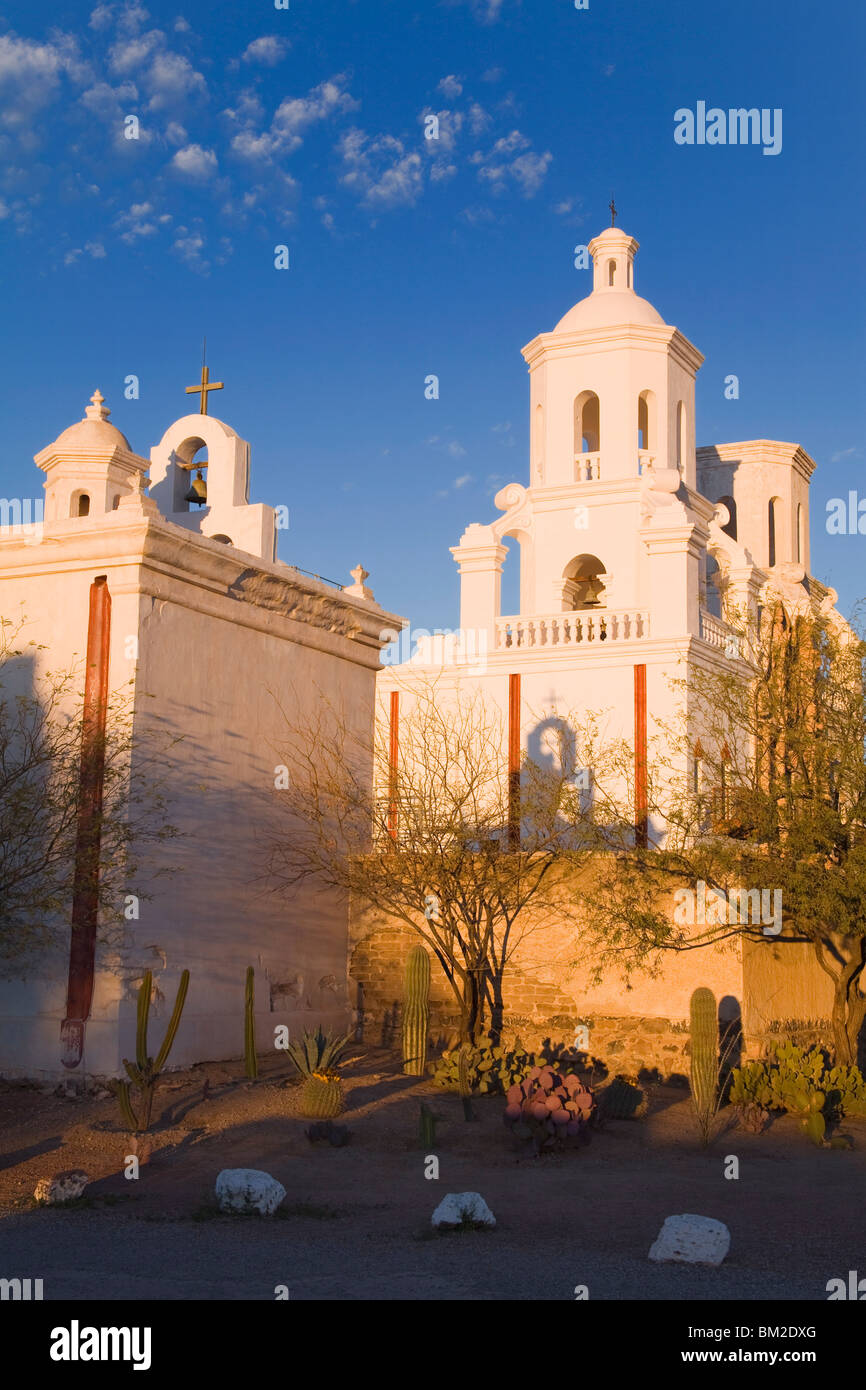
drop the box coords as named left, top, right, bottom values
left=475, top=130, right=551, bottom=196
left=89, top=4, right=115, bottom=30
left=339, top=129, right=423, bottom=210
left=468, top=103, right=490, bottom=135
left=172, top=228, right=207, bottom=272
left=0, top=34, right=87, bottom=132
left=242, top=36, right=288, bottom=66
left=114, top=200, right=162, bottom=241
left=453, top=473, right=473, bottom=487
left=108, top=31, right=162, bottom=76
left=106, top=25, right=206, bottom=112
left=230, top=75, right=357, bottom=162
left=147, top=51, right=206, bottom=110
left=437, top=74, right=463, bottom=98
left=63, top=240, right=107, bottom=265
left=165, top=120, right=188, bottom=145
left=509, top=150, right=552, bottom=196
left=830, top=447, right=858, bottom=462
left=170, top=143, right=218, bottom=179
left=448, top=443, right=468, bottom=459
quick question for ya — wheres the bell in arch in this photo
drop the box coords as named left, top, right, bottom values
left=184, top=468, right=207, bottom=506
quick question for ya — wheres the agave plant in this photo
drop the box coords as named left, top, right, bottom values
left=285, top=1026, right=351, bottom=1079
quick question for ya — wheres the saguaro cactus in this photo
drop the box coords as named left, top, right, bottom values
left=401, top=945, right=431, bottom=1076
left=689, top=986, right=719, bottom=1143
left=114, top=968, right=190, bottom=1133
left=244, top=966, right=258, bottom=1080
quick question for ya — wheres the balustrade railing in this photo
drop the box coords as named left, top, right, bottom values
left=496, top=608, right=649, bottom=650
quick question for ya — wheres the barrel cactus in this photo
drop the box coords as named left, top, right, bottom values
left=401, top=945, right=430, bottom=1076
left=597, top=1074, right=648, bottom=1121
left=298, top=1071, right=345, bottom=1118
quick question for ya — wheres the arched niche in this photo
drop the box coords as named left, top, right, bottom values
left=768, top=496, right=782, bottom=567
left=573, top=390, right=600, bottom=457
left=638, top=389, right=656, bottom=452
left=501, top=526, right=534, bottom=616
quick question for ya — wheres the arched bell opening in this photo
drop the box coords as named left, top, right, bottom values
left=561, top=553, right=607, bottom=611
left=171, top=437, right=209, bottom=511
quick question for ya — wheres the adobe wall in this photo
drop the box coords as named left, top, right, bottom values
left=349, top=877, right=744, bottom=1081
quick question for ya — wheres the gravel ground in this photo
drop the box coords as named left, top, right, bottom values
left=1, top=1051, right=864, bottom=1301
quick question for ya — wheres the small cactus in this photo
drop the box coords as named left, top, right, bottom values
left=244, top=966, right=258, bottom=1080
left=419, top=1100, right=439, bottom=1150
left=402, top=946, right=430, bottom=1076
left=297, top=1071, right=344, bottom=1118
left=112, top=968, right=190, bottom=1134
left=597, top=1075, right=647, bottom=1121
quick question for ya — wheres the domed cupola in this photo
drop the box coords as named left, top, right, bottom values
left=35, top=390, right=149, bottom=522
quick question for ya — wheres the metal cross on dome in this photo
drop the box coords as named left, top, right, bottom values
left=609, top=196, right=617, bottom=226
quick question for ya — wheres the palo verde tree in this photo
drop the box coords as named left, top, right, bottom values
left=0, top=619, right=179, bottom=972
left=264, top=677, right=625, bottom=1048
left=587, top=592, right=866, bottom=1066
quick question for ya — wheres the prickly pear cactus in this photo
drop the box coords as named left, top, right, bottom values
left=402, top=945, right=430, bottom=1076
left=298, top=1071, right=344, bottom=1118
left=689, top=987, right=719, bottom=1119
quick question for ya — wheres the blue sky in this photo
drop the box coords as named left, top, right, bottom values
left=1, top=0, right=863, bottom=625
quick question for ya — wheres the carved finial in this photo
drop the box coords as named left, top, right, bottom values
left=343, top=563, right=374, bottom=600
left=85, top=389, right=110, bottom=422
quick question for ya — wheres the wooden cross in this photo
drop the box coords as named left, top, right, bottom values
left=185, top=363, right=224, bottom=415
left=609, top=196, right=617, bottom=226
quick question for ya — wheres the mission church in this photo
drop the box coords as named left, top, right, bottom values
left=0, top=219, right=839, bottom=1081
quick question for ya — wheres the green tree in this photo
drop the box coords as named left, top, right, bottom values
left=589, top=596, right=866, bottom=1065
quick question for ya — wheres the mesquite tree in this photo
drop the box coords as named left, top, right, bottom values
left=264, top=678, right=624, bottom=1047
left=0, top=620, right=178, bottom=972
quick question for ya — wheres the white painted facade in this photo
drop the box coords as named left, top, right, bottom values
left=380, top=224, right=837, bottom=813
left=0, top=396, right=401, bottom=1081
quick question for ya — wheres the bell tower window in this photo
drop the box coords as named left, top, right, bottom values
left=77, top=493, right=90, bottom=517
left=608, top=259, right=616, bottom=286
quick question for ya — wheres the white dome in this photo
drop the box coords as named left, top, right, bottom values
left=49, top=390, right=131, bottom=453
left=554, top=289, right=665, bottom=333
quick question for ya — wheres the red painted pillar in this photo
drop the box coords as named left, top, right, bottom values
left=61, top=576, right=112, bottom=1069
left=634, top=663, right=648, bottom=849
left=387, top=690, right=399, bottom=844
left=508, top=673, right=521, bottom=850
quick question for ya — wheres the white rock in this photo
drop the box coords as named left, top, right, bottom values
left=648, top=1214, right=730, bottom=1265
left=432, top=1192, right=496, bottom=1229
left=215, top=1168, right=286, bottom=1216
left=34, top=1170, right=89, bottom=1204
